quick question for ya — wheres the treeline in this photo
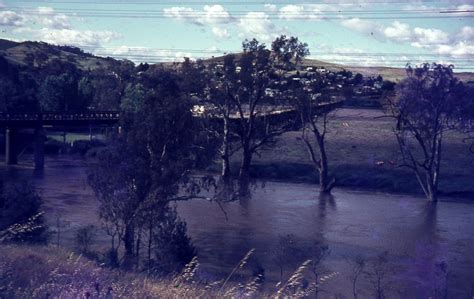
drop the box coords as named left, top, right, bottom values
left=0, top=53, right=135, bottom=112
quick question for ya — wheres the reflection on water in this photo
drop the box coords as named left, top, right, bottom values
left=1, top=157, right=473, bottom=297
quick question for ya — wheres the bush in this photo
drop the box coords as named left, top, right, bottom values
left=0, top=181, right=48, bottom=244
left=74, top=225, right=96, bottom=255
left=150, top=206, right=196, bottom=275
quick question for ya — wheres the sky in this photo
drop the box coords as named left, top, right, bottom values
left=0, top=0, right=473, bottom=70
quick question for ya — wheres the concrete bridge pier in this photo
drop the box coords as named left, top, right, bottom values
left=5, top=127, right=18, bottom=165
left=34, top=126, right=46, bottom=170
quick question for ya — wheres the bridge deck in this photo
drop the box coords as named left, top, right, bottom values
left=0, top=111, right=121, bottom=127
left=0, top=101, right=342, bottom=128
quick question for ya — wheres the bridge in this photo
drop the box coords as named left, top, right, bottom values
left=0, top=111, right=120, bottom=170
left=0, top=101, right=343, bottom=170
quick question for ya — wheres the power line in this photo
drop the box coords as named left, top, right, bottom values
left=4, top=12, right=471, bottom=20
left=74, top=46, right=474, bottom=60
left=7, top=7, right=473, bottom=14
left=10, top=0, right=465, bottom=5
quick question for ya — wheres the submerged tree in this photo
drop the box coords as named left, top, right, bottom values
left=192, top=38, right=305, bottom=195
left=271, top=36, right=338, bottom=193
left=387, top=63, right=472, bottom=201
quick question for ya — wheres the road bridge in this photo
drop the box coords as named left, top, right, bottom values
left=0, top=111, right=120, bottom=170
left=0, top=101, right=343, bottom=170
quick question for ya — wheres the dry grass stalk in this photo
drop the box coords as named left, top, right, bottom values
left=275, top=259, right=312, bottom=298
left=0, top=213, right=45, bottom=243
left=219, top=248, right=255, bottom=293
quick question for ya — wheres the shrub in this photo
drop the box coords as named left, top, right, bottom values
left=0, top=181, right=48, bottom=244
left=74, top=225, right=96, bottom=255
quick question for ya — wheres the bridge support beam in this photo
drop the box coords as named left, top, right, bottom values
left=34, top=126, right=46, bottom=170
left=5, top=127, right=18, bottom=165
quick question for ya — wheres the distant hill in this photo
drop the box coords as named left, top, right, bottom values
left=200, top=53, right=474, bottom=83
left=301, top=58, right=474, bottom=83
left=1, top=38, right=473, bottom=83
left=0, top=39, right=123, bottom=71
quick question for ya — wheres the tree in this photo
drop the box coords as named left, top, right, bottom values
left=272, top=37, right=337, bottom=193
left=149, top=205, right=196, bottom=275
left=38, top=73, right=80, bottom=112
left=292, top=79, right=337, bottom=193
left=387, top=63, right=471, bottom=201
left=271, top=35, right=309, bottom=70
left=88, top=69, right=211, bottom=270
left=198, top=39, right=303, bottom=194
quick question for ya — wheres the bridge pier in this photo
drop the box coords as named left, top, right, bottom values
left=5, top=127, right=18, bottom=165
left=34, top=126, right=46, bottom=170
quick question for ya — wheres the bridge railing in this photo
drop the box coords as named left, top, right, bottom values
left=0, top=111, right=121, bottom=122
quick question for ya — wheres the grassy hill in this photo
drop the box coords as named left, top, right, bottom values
left=1, top=38, right=473, bottom=83
left=300, top=58, right=474, bottom=82
left=0, top=39, right=123, bottom=71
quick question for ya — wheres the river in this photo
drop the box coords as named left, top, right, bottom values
left=1, top=156, right=473, bottom=298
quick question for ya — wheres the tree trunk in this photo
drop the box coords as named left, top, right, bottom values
left=122, top=223, right=135, bottom=268
left=238, top=147, right=252, bottom=196
left=317, top=137, right=330, bottom=193
left=221, top=118, right=232, bottom=184
left=426, top=134, right=442, bottom=202
left=312, top=127, right=335, bottom=193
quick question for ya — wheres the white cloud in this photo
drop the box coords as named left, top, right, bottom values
left=0, top=11, right=25, bottom=26
left=435, top=41, right=474, bottom=58
left=94, top=45, right=197, bottom=63
left=163, top=7, right=199, bottom=24
left=341, top=18, right=385, bottom=41
left=37, top=28, right=121, bottom=48
left=458, top=26, right=474, bottom=40
left=384, top=21, right=411, bottom=42
left=35, top=6, right=71, bottom=29
left=412, top=27, right=449, bottom=46
left=264, top=4, right=277, bottom=12
left=202, top=5, right=232, bottom=24
left=0, top=7, right=71, bottom=29
left=279, top=5, right=323, bottom=21
left=163, top=5, right=233, bottom=26
left=212, top=27, right=229, bottom=39
left=238, top=11, right=282, bottom=43
left=279, top=5, right=305, bottom=20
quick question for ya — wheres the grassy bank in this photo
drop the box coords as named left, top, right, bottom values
left=0, top=245, right=327, bottom=298
left=220, top=108, right=474, bottom=197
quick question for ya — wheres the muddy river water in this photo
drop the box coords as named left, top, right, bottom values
left=2, top=156, right=473, bottom=298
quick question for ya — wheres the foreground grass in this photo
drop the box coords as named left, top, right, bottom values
left=0, top=245, right=329, bottom=299
left=0, top=245, right=227, bottom=298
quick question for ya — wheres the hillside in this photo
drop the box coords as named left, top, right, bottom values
left=1, top=39, right=473, bottom=83
left=0, top=39, right=122, bottom=71
left=200, top=53, right=474, bottom=83
left=301, top=58, right=474, bottom=83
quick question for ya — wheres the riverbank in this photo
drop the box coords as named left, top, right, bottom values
left=0, top=245, right=317, bottom=298
left=216, top=108, right=474, bottom=198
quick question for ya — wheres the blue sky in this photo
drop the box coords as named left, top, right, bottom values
left=0, top=0, right=473, bottom=70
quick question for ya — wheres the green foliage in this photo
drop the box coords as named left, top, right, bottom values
left=38, top=73, right=79, bottom=112
left=271, top=35, right=310, bottom=69
left=120, top=83, right=147, bottom=113
left=88, top=68, right=212, bottom=268
left=389, top=63, right=472, bottom=201
left=150, top=206, right=196, bottom=275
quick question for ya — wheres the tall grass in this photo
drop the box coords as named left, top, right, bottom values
left=0, top=245, right=333, bottom=298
